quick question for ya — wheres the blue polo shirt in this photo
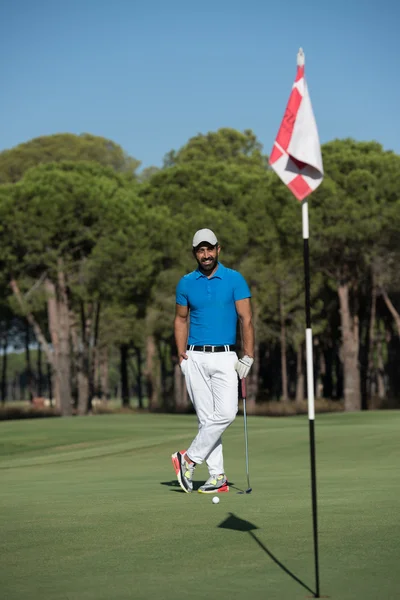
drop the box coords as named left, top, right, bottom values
left=176, top=262, right=251, bottom=345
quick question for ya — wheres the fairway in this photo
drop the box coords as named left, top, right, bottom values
left=1, top=411, right=399, bottom=600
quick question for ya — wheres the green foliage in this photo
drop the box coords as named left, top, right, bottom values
left=1, top=161, right=168, bottom=301
left=0, top=133, right=140, bottom=183
left=165, top=128, right=266, bottom=168
left=310, top=140, right=400, bottom=284
left=1, top=129, right=400, bottom=407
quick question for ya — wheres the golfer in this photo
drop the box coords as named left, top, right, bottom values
left=172, top=229, right=254, bottom=493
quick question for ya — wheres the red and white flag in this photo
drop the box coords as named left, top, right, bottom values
left=269, top=48, right=323, bottom=201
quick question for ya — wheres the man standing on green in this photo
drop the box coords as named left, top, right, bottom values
left=172, top=229, right=255, bottom=494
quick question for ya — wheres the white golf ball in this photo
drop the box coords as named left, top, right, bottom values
left=212, top=496, right=220, bottom=504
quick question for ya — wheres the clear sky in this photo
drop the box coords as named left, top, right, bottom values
left=1, top=0, right=399, bottom=170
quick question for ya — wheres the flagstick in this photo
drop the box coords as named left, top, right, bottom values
left=269, top=46, right=323, bottom=597
left=302, top=200, right=320, bottom=598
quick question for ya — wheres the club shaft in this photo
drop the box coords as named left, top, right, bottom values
left=242, top=380, right=250, bottom=489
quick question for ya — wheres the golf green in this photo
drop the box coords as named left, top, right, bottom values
left=0, top=411, right=399, bottom=599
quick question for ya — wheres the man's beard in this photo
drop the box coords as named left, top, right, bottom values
left=197, top=256, right=218, bottom=274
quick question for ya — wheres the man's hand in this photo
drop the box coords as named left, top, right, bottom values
left=179, top=352, right=188, bottom=365
left=235, top=355, right=254, bottom=379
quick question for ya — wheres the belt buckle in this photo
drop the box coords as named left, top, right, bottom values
left=203, top=345, right=213, bottom=352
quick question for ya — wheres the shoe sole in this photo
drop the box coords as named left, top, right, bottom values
left=171, top=452, right=192, bottom=494
left=198, top=484, right=229, bottom=494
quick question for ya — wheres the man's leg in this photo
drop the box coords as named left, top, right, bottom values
left=187, top=352, right=238, bottom=466
left=197, top=438, right=229, bottom=493
left=205, top=438, right=224, bottom=476
left=172, top=352, right=213, bottom=492
left=184, top=352, right=214, bottom=445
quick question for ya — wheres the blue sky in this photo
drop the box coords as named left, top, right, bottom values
left=1, top=0, right=399, bottom=170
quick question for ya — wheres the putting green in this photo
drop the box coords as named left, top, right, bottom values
left=0, top=411, right=399, bottom=599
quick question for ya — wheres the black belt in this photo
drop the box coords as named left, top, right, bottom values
left=187, top=344, right=236, bottom=353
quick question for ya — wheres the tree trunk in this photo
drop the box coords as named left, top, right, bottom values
left=10, top=278, right=55, bottom=370
left=157, top=341, right=168, bottom=411
left=279, top=289, right=289, bottom=402
left=322, top=345, right=333, bottom=398
left=335, top=345, right=343, bottom=399
left=69, top=309, right=78, bottom=408
left=99, top=347, right=109, bottom=401
left=57, top=267, right=73, bottom=416
left=88, top=302, right=101, bottom=411
left=366, top=275, right=377, bottom=406
left=376, top=325, right=386, bottom=401
left=37, top=343, right=43, bottom=398
left=76, top=358, right=89, bottom=414
left=45, top=273, right=72, bottom=416
left=75, top=301, right=91, bottom=415
left=120, top=344, right=130, bottom=407
left=25, top=322, right=34, bottom=403
left=381, top=289, right=400, bottom=338
left=135, top=347, right=143, bottom=409
left=295, top=342, right=304, bottom=404
left=316, top=345, right=325, bottom=399
left=47, top=361, right=53, bottom=406
left=145, top=334, right=160, bottom=411
left=246, top=340, right=259, bottom=414
left=45, top=278, right=61, bottom=411
left=16, top=376, right=21, bottom=401
left=174, top=362, right=187, bottom=412
left=10, top=278, right=69, bottom=408
left=338, top=281, right=361, bottom=411
left=1, top=327, right=8, bottom=404
left=246, top=304, right=259, bottom=414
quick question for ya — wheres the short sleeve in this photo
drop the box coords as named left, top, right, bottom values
left=176, top=277, right=188, bottom=306
left=233, top=272, right=251, bottom=301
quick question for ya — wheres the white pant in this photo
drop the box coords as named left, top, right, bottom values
left=180, top=350, right=238, bottom=475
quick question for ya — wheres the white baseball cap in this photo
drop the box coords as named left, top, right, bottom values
left=192, top=228, right=218, bottom=248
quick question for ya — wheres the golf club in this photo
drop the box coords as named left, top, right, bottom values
left=237, top=376, right=252, bottom=494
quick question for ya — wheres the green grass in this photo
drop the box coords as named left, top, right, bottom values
left=0, top=411, right=399, bottom=600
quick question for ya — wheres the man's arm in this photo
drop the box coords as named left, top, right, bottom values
left=235, top=298, right=255, bottom=358
left=174, top=303, right=189, bottom=363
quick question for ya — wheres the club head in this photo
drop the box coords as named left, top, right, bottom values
left=237, top=488, right=252, bottom=495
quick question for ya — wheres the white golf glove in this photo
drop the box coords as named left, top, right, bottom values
left=235, top=355, right=254, bottom=379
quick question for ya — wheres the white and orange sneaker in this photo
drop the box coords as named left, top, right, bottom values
left=198, top=474, right=229, bottom=494
left=171, top=450, right=195, bottom=493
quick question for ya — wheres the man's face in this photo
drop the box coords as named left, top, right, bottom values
left=194, top=243, right=220, bottom=273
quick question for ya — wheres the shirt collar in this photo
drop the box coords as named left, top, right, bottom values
left=195, top=262, right=225, bottom=280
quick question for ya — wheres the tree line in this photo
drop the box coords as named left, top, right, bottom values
left=0, top=129, right=399, bottom=416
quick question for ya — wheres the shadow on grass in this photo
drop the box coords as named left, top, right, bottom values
left=161, top=480, right=237, bottom=493
left=160, top=479, right=186, bottom=493
left=218, top=513, right=316, bottom=597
